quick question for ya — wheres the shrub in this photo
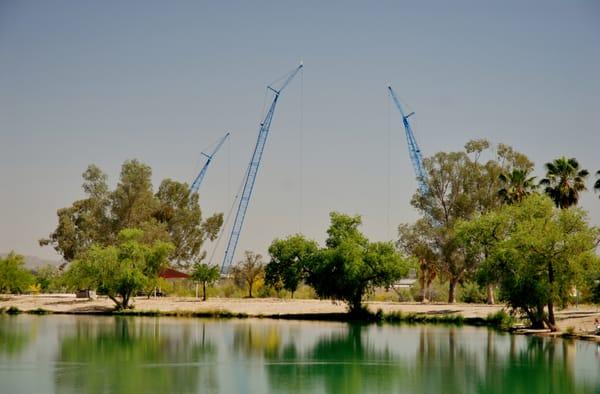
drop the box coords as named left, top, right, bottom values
left=460, top=282, right=487, bottom=304
left=486, top=310, right=514, bottom=330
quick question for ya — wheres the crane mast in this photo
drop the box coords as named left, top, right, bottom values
left=221, top=64, right=303, bottom=272
left=189, top=132, right=230, bottom=194
left=387, top=86, right=428, bottom=194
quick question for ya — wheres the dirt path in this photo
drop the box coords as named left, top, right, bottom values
left=1, top=294, right=599, bottom=333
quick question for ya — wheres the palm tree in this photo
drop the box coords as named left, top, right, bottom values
left=540, top=157, right=589, bottom=208
left=498, top=168, right=537, bottom=204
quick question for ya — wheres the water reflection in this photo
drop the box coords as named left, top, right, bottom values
left=229, top=324, right=597, bottom=394
left=54, top=317, right=217, bottom=393
left=0, top=316, right=37, bottom=356
left=0, top=316, right=598, bottom=394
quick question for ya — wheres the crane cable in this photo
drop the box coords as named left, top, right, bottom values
left=387, top=90, right=392, bottom=240
left=208, top=159, right=248, bottom=267
left=299, top=65, right=304, bottom=233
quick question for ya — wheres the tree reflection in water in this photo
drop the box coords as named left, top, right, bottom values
left=54, top=317, right=217, bottom=394
left=229, top=323, right=595, bottom=394
left=0, top=316, right=37, bottom=356
left=1, top=317, right=598, bottom=394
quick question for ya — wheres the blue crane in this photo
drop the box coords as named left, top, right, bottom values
left=189, top=132, right=230, bottom=194
left=387, top=86, right=429, bottom=194
left=221, top=64, right=303, bottom=272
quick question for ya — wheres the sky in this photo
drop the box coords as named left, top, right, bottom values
left=1, top=0, right=599, bottom=263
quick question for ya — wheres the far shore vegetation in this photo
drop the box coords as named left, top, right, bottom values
left=2, top=140, right=600, bottom=333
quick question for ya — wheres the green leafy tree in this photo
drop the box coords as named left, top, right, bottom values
left=305, top=212, right=410, bottom=313
left=230, top=251, right=265, bottom=298
left=64, top=229, right=174, bottom=309
left=41, top=160, right=222, bottom=269
left=0, top=252, right=34, bottom=294
left=266, top=235, right=318, bottom=297
left=33, top=264, right=59, bottom=292
left=191, top=263, right=220, bottom=301
left=455, top=211, right=510, bottom=304
left=397, top=220, right=439, bottom=302
left=498, top=168, right=537, bottom=204
left=404, top=140, right=532, bottom=303
left=154, top=178, right=223, bottom=267
left=540, top=157, right=589, bottom=208
left=466, top=195, right=599, bottom=330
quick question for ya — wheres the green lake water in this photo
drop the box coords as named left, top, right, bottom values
left=1, top=315, right=599, bottom=394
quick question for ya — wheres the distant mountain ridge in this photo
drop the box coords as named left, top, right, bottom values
left=0, top=253, right=63, bottom=269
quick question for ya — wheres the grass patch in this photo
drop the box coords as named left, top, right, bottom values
left=383, top=310, right=465, bottom=325
left=484, top=310, right=514, bottom=330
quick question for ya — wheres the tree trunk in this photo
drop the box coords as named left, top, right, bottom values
left=108, top=294, right=122, bottom=310
left=486, top=284, right=495, bottom=305
left=202, top=282, right=207, bottom=301
left=419, top=267, right=427, bottom=303
left=426, top=276, right=435, bottom=303
left=349, top=294, right=363, bottom=315
left=547, top=261, right=557, bottom=331
left=448, top=279, right=457, bottom=303
left=248, top=282, right=253, bottom=298
left=121, top=293, right=130, bottom=309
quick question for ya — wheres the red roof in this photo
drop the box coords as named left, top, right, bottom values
left=159, top=267, right=190, bottom=279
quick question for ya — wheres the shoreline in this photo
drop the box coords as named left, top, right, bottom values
left=2, top=294, right=599, bottom=342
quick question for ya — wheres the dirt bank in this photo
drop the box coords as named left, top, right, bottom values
left=1, top=294, right=599, bottom=333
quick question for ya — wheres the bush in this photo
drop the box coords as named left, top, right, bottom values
left=486, top=310, right=514, bottom=330
left=0, top=252, right=35, bottom=294
left=459, top=282, right=487, bottom=304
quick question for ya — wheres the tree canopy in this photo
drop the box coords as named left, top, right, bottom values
left=266, top=235, right=318, bottom=297
left=304, top=212, right=411, bottom=313
left=40, top=160, right=222, bottom=268
left=191, top=263, right=221, bottom=301
left=0, top=252, right=34, bottom=294
left=460, top=194, right=599, bottom=330
left=63, top=229, right=174, bottom=309
left=402, top=140, right=533, bottom=302
left=540, top=157, right=589, bottom=209
left=230, top=251, right=265, bottom=298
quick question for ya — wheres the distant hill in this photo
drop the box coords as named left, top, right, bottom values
left=0, top=253, right=63, bottom=270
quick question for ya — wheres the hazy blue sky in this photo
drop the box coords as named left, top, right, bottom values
left=1, top=0, right=599, bottom=262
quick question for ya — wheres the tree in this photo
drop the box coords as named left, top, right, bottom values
left=230, top=251, right=265, bottom=298
left=498, top=168, right=537, bottom=204
left=397, top=220, right=438, bottom=302
left=41, top=160, right=223, bottom=269
left=33, top=264, right=59, bottom=292
left=0, top=252, right=34, bottom=294
left=403, top=140, right=533, bottom=303
left=465, top=195, right=599, bottom=330
left=455, top=211, right=510, bottom=304
left=266, top=235, right=318, bottom=297
left=305, top=212, right=410, bottom=313
left=64, top=229, right=173, bottom=309
left=154, top=178, right=222, bottom=267
left=191, top=263, right=220, bottom=301
left=540, top=157, right=589, bottom=209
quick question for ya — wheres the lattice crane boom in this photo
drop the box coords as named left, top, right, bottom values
left=190, top=132, right=230, bottom=194
left=221, top=64, right=303, bottom=272
left=387, top=86, right=428, bottom=194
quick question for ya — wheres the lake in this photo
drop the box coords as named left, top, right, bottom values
left=1, top=315, right=599, bottom=393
